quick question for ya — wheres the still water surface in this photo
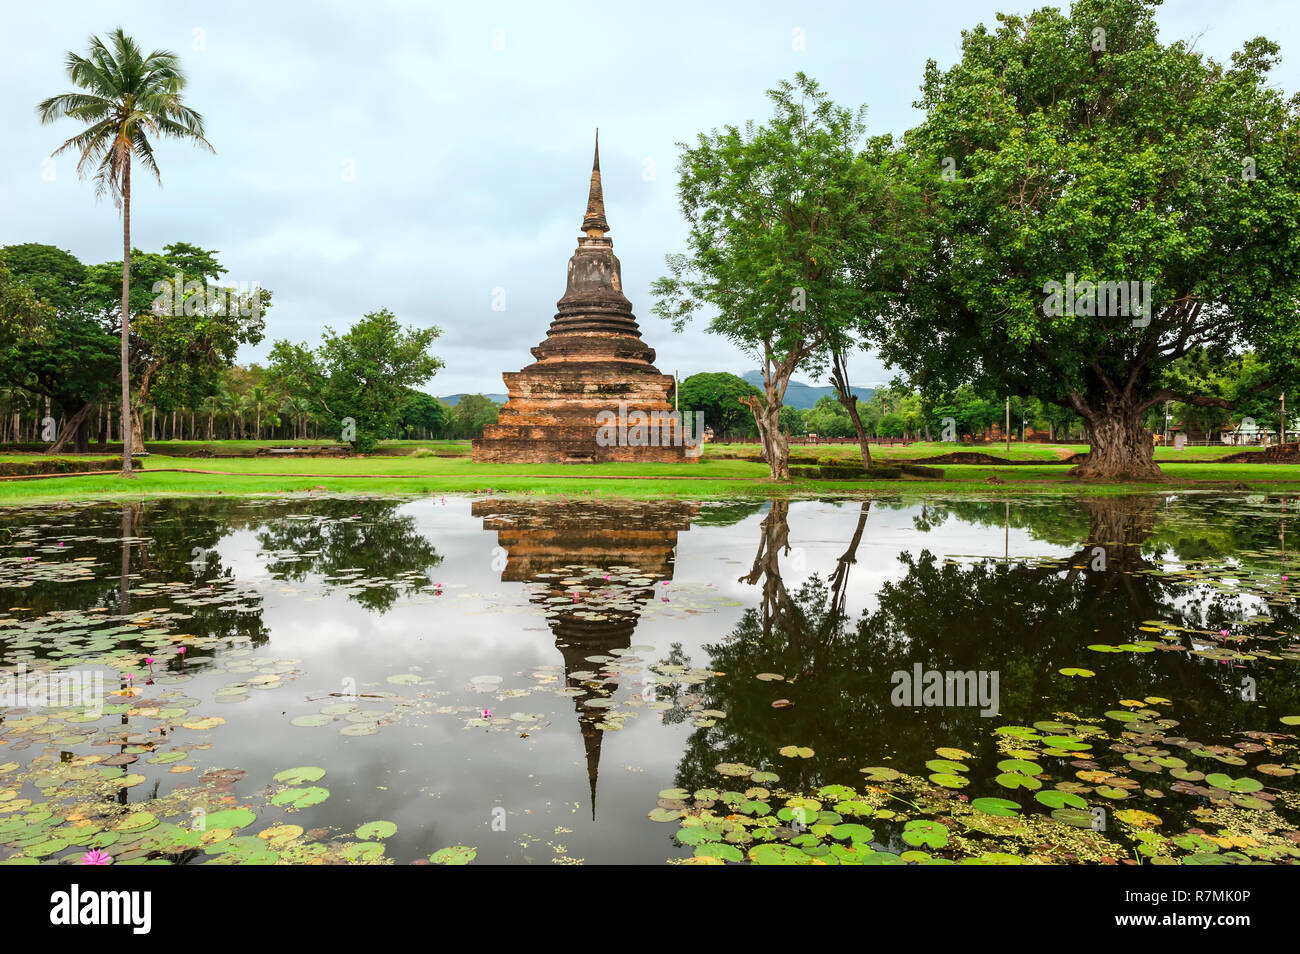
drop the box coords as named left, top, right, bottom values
left=1, top=493, right=1297, bottom=864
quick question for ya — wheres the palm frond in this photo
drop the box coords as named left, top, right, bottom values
left=130, top=126, right=161, bottom=183
left=39, top=27, right=211, bottom=201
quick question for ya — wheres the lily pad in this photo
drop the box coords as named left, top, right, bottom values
left=356, top=820, right=397, bottom=841
left=429, top=845, right=476, bottom=865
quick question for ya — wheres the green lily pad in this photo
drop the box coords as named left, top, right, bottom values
left=202, top=808, right=256, bottom=831
left=902, top=819, right=949, bottom=849
left=694, top=842, right=743, bottom=862
left=269, top=786, right=330, bottom=809
left=995, top=772, right=1041, bottom=791
left=996, top=758, right=1042, bottom=775
left=830, top=823, right=874, bottom=844
left=355, top=820, right=397, bottom=841
left=778, top=745, right=814, bottom=759
left=1035, top=790, right=1087, bottom=810
left=429, top=845, right=476, bottom=865
left=971, top=797, right=1021, bottom=817
left=273, top=766, right=326, bottom=784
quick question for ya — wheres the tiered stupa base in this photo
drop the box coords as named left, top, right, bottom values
left=475, top=368, right=685, bottom=463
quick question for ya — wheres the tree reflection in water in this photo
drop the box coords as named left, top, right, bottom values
left=672, top=496, right=1300, bottom=800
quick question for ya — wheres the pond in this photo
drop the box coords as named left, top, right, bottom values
left=1, top=492, right=1298, bottom=865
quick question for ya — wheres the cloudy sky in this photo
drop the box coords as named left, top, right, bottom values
left=3, top=0, right=1297, bottom=397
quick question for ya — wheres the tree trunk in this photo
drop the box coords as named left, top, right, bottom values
left=1070, top=403, right=1164, bottom=480
left=45, top=400, right=96, bottom=454
left=740, top=499, right=792, bottom=634
left=130, top=404, right=146, bottom=455
left=120, top=160, right=134, bottom=476
left=827, top=351, right=872, bottom=470
left=119, top=502, right=137, bottom=615
left=744, top=389, right=790, bottom=480
left=826, top=501, right=869, bottom=617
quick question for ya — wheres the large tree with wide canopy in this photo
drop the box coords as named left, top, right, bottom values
left=886, top=0, right=1300, bottom=478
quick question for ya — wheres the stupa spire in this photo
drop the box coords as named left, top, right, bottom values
left=582, top=130, right=609, bottom=236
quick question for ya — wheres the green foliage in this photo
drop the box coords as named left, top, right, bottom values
left=0, top=259, right=52, bottom=349
left=676, top=372, right=759, bottom=438
left=0, top=456, right=126, bottom=476
left=778, top=405, right=806, bottom=437
left=886, top=0, right=1300, bottom=473
left=803, top=396, right=855, bottom=438
left=270, top=310, right=443, bottom=452
left=653, top=74, right=926, bottom=475
left=397, top=389, right=450, bottom=438
left=93, top=242, right=267, bottom=413
left=449, top=394, right=499, bottom=439
left=0, top=249, right=102, bottom=407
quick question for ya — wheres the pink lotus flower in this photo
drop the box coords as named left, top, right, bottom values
left=145, top=657, right=155, bottom=666
left=481, top=709, right=492, bottom=719
left=178, top=646, right=187, bottom=655
left=1220, top=629, right=1230, bottom=636
left=79, top=849, right=112, bottom=865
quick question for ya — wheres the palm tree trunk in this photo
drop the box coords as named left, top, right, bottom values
left=120, top=158, right=134, bottom=476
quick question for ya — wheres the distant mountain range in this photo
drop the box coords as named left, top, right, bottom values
left=440, top=373, right=874, bottom=410
left=740, top=371, right=875, bottom=410
left=440, top=392, right=507, bottom=406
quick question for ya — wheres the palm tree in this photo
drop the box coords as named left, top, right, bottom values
left=281, top=395, right=310, bottom=440
left=38, top=28, right=212, bottom=476
left=237, top=391, right=259, bottom=441
left=218, top=387, right=240, bottom=439
left=246, top=384, right=270, bottom=441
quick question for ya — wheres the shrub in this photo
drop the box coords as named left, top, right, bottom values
left=0, top=457, right=131, bottom=477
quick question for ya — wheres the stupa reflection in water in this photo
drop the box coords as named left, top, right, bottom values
left=473, top=499, right=696, bottom=818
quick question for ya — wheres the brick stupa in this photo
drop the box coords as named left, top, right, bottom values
left=472, top=133, right=690, bottom=463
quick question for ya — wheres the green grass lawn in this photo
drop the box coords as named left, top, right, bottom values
left=2, top=439, right=1300, bottom=503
